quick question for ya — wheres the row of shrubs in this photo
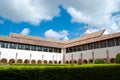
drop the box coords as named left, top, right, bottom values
left=0, top=64, right=120, bottom=80
left=93, top=53, right=120, bottom=64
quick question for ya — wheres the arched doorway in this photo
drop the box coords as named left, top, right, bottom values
left=54, top=60, right=57, bottom=64
left=88, top=59, right=93, bottom=63
left=49, top=60, right=53, bottom=64
left=37, top=60, right=42, bottom=64
left=1, top=58, right=7, bottom=63
left=73, top=60, right=77, bottom=64
left=78, top=59, right=82, bottom=64
left=9, top=59, right=15, bottom=63
left=31, top=60, right=36, bottom=64
left=110, top=58, right=116, bottom=63
left=83, top=59, right=87, bottom=64
left=66, top=60, right=69, bottom=64
left=17, top=59, right=23, bottom=63
left=44, top=60, right=47, bottom=64
left=24, top=59, right=29, bottom=63
left=59, top=61, right=61, bottom=64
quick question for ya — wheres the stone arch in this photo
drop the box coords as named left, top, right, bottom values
left=83, top=59, right=88, bottom=64
left=44, top=60, right=47, bottom=64
left=1, top=58, right=7, bottom=63
left=110, top=58, right=116, bottom=63
left=49, top=60, right=53, bottom=64
left=88, top=59, right=93, bottom=63
left=78, top=59, right=82, bottom=64
left=9, top=59, right=15, bottom=63
left=69, top=60, right=72, bottom=64
left=66, top=60, right=69, bottom=64
left=73, top=60, right=77, bottom=64
left=59, top=61, right=61, bottom=64
left=31, top=60, right=36, bottom=64
left=24, top=59, right=29, bottom=63
left=54, top=60, right=57, bottom=64
left=37, top=60, right=42, bottom=64
left=17, top=59, right=23, bottom=63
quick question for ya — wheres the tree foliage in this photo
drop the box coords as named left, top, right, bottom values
left=116, top=53, right=120, bottom=63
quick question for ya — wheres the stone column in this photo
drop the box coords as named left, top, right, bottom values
left=106, top=50, right=109, bottom=62
left=30, top=53, right=32, bottom=64
left=92, top=51, right=94, bottom=61
left=62, top=48, right=66, bottom=64
left=42, top=54, right=44, bottom=64
left=71, top=54, right=73, bottom=65
left=15, top=53, right=18, bottom=63
left=80, top=53, right=83, bottom=64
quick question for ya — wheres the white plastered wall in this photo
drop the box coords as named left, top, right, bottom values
left=0, top=48, right=62, bottom=63
left=65, top=46, right=120, bottom=61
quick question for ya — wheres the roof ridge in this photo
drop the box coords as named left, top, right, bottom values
left=10, top=33, right=63, bottom=43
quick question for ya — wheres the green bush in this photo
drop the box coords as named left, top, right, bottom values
left=0, top=64, right=120, bottom=80
left=93, top=58, right=110, bottom=64
left=116, top=53, right=120, bottom=63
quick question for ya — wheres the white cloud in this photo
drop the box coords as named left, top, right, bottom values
left=21, top=28, right=30, bottom=35
left=61, top=0, right=120, bottom=34
left=0, top=0, right=120, bottom=34
left=0, top=0, right=60, bottom=25
left=44, top=29, right=69, bottom=40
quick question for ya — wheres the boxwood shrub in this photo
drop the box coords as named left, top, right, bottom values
left=0, top=64, right=120, bottom=80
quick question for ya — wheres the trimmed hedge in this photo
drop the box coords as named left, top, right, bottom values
left=0, top=64, right=120, bottom=80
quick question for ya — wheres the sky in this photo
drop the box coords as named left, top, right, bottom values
left=0, top=0, right=120, bottom=41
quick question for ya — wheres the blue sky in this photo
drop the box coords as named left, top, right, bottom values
left=0, top=0, right=120, bottom=40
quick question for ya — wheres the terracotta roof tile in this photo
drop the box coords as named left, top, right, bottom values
left=0, top=30, right=120, bottom=48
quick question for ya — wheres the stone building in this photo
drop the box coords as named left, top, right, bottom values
left=0, top=30, right=120, bottom=64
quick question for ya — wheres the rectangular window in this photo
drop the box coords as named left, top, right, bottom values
left=88, top=43, right=94, bottom=50
left=69, top=47, right=73, bottom=52
left=49, top=47, right=53, bottom=52
left=17, top=44, right=24, bottom=50
left=54, top=48, right=58, bottom=53
left=100, top=40, right=107, bottom=48
left=0, top=41, right=2, bottom=47
left=1, top=42, right=9, bottom=48
left=116, top=37, right=120, bottom=46
left=78, top=45, right=83, bottom=51
left=43, top=46, right=48, bottom=52
left=58, top=48, right=61, bottom=53
left=94, top=42, right=99, bottom=49
left=66, top=48, right=70, bottom=53
left=38, top=46, right=42, bottom=51
left=25, top=44, right=30, bottom=50
left=73, top=46, right=78, bottom=52
left=108, top=39, right=115, bottom=47
left=83, top=44, right=88, bottom=50
left=54, top=48, right=61, bottom=53
left=10, top=43, right=17, bottom=49
left=31, top=45, right=37, bottom=51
